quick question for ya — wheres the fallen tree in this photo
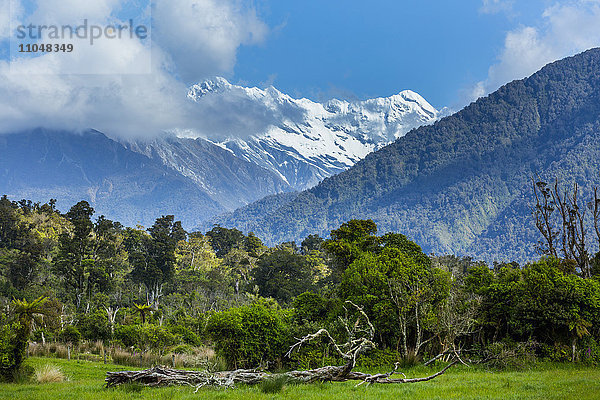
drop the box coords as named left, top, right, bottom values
left=105, top=302, right=460, bottom=389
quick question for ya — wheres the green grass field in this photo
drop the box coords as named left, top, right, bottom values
left=1, top=357, right=599, bottom=400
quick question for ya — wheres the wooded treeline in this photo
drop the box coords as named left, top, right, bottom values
left=1, top=193, right=600, bottom=381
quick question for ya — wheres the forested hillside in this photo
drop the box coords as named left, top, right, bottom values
left=213, top=48, right=600, bottom=262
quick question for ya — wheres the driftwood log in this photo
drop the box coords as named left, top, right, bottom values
left=106, top=302, right=459, bottom=389
left=105, top=360, right=458, bottom=389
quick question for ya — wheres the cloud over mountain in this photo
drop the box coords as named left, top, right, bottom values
left=0, top=0, right=269, bottom=138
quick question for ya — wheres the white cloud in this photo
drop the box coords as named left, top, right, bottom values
left=471, top=0, right=600, bottom=102
left=0, top=0, right=270, bottom=139
left=153, top=0, right=268, bottom=83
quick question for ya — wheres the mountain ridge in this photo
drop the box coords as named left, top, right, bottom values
left=187, top=77, right=441, bottom=189
left=209, top=48, right=600, bottom=262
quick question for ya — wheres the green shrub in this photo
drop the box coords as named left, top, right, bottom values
left=168, top=325, right=200, bottom=346
left=356, top=349, right=402, bottom=368
left=114, top=324, right=176, bottom=351
left=58, top=326, right=81, bottom=346
left=76, top=311, right=111, bottom=342
left=580, top=337, right=600, bottom=365
left=144, top=325, right=176, bottom=350
left=114, top=324, right=142, bottom=348
left=169, top=344, right=193, bottom=355
left=0, top=323, right=24, bottom=381
left=292, top=292, right=333, bottom=324
left=206, top=299, right=292, bottom=369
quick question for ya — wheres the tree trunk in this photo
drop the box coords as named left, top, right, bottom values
left=106, top=360, right=458, bottom=389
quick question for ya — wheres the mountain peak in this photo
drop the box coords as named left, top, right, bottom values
left=187, top=77, right=233, bottom=98
left=185, top=78, right=441, bottom=190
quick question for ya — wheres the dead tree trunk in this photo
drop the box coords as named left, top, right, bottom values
left=105, top=361, right=459, bottom=389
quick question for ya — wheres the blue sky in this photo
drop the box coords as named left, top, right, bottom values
left=233, top=1, right=552, bottom=108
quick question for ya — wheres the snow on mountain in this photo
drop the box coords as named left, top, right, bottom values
left=124, top=134, right=292, bottom=211
left=187, top=78, right=441, bottom=190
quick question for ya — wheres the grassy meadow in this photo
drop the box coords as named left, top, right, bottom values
left=1, top=357, right=599, bottom=400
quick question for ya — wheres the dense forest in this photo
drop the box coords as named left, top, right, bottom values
left=208, top=48, right=600, bottom=263
left=1, top=193, right=600, bottom=381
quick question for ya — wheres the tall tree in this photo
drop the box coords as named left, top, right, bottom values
left=127, top=215, right=183, bottom=307
left=55, top=201, right=95, bottom=309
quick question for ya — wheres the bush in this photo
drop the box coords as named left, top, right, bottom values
left=206, top=299, right=292, bottom=369
left=144, top=325, right=176, bottom=351
left=114, top=324, right=176, bottom=351
left=76, top=311, right=111, bottom=342
left=168, top=325, right=200, bottom=346
left=0, top=322, right=29, bottom=382
left=58, top=325, right=81, bottom=346
left=357, top=348, right=402, bottom=368
left=114, top=324, right=142, bottom=348
left=292, top=292, right=333, bottom=324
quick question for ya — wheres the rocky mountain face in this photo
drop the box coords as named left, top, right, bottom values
left=124, top=135, right=291, bottom=211
left=187, top=77, right=441, bottom=189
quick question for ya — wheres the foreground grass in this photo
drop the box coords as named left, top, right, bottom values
left=1, top=357, right=599, bottom=400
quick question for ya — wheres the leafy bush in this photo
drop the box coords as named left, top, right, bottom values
left=58, top=325, right=81, bottom=346
left=114, top=324, right=142, bottom=348
left=114, top=324, right=175, bottom=351
left=168, top=325, right=200, bottom=346
left=292, top=292, right=333, bottom=324
left=206, top=299, right=292, bottom=369
left=580, top=337, right=600, bottom=365
left=0, top=323, right=24, bottom=381
left=76, top=311, right=111, bottom=342
left=356, top=349, right=402, bottom=368
left=144, top=325, right=176, bottom=350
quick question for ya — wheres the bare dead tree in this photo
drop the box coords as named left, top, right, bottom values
left=388, top=277, right=436, bottom=358
left=533, top=179, right=597, bottom=277
left=532, top=179, right=559, bottom=258
left=590, top=187, right=600, bottom=250
left=435, top=289, right=480, bottom=357
left=105, top=301, right=459, bottom=389
left=105, top=306, right=119, bottom=337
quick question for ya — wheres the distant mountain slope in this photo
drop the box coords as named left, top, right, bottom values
left=214, top=48, right=600, bottom=262
left=0, top=129, right=224, bottom=228
left=124, top=135, right=292, bottom=210
left=199, top=191, right=300, bottom=233
left=188, top=77, right=441, bottom=189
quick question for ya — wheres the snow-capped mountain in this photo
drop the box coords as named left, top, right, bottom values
left=187, top=77, right=441, bottom=190
left=0, top=80, right=444, bottom=230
